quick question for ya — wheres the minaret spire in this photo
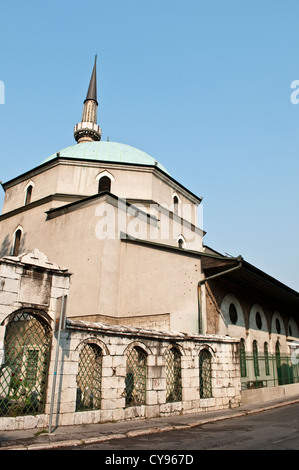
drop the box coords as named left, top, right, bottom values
left=85, top=54, right=97, bottom=104
left=74, top=55, right=102, bottom=143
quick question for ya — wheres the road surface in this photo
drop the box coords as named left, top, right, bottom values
left=62, top=402, right=299, bottom=451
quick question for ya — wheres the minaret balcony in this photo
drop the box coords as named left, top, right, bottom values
left=74, top=121, right=102, bottom=143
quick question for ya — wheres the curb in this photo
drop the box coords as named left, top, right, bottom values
left=2, top=398, right=299, bottom=450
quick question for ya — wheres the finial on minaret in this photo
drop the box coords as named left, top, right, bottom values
left=74, top=55, right=102, bottom=143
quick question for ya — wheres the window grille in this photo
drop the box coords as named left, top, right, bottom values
left=125, top=347, right=147, bottom=407
left=264, top=342, right=270, bottom=376
left=165, top=347, right=182, bottom=402
left=253, top=340, right=260, bottom=376
left=0, top=311, right=51, bottom=417
left=199, top=349, right=212, bottom=398
left=76, top=342, right=102, bottom=411
left=240, top=338, right=247, bottom=377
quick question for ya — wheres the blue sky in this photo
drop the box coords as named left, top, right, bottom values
left=0, top=0, right=299, bottom=290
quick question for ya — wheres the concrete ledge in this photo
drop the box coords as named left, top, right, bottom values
left=241, top=383, right=299, bottom=405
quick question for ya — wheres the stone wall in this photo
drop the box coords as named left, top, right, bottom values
left=71, top=313, right=170, bottom=331
left=40, top=320, right=241, bottom=430
left=0, top=250, right=242, bottom=432
left=0, top=318, right=241, bottom=431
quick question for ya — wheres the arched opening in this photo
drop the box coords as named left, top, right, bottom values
left=239, top=338, right=247, bottom=378
left=253, top=340, right=260, bottom=377
left=125, top=346, right=147, bottom=407
left=177, top=236, right=186, bottom=249
left=76, top=341, right=103, bottom=411
left=0, top=311, right=51, bottom=417
left=25, top=185, right=33, bottom=205
left=12, top=229, right=22, bottom=256
left=264, top=342, right=270, bottom=376
left=98, top=176, right=111, bottom=193
left=173, top=195, right=179, bottom=215
left=165, top=347, right=182, bottom=403
left=199, top=349, right=212, bottom=398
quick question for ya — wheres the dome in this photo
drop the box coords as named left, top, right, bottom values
left=43, top=141, right=170, bottom=175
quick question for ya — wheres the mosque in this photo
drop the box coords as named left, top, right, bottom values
left=0, top=58, right=298, bottom=429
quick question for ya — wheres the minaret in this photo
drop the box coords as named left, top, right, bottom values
left=74, top=55, right=102, bottom=143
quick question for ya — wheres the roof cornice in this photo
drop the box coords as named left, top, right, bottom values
left=2, top=156, right=203, bottom=204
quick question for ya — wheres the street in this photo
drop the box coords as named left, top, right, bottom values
left=61, top=402, right=299, bottom=451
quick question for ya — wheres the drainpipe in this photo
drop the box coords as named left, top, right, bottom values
left=197, top=257, right=243, bottom=334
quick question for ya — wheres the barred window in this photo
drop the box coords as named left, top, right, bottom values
left=76, top=342, right=102, bottom=412
left=253, top=340, right=260, bottom=376
left=240, top=338, right=247, bottom=377
left=275, top=340, right=281, bottom=366
left=0, top=311, right=51, bottom=417
left=125, top=346, right=147, bottom=407
left=199, top=349, right=212, bottom=398
left=165, top=347, right=182, bottom=403
left=264, top=342, right=270, bottom=376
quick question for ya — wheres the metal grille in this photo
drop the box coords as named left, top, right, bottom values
left=125, top=347, right=147, bottom=407
left=240, top=352, right=299, bottom=389
left=199, top=349, right=212, bottom=398
left=166, top=347, right=182, bottom=402
left=0, top=311, right=51, bottom=417
left=240, top=339, right=247, bottom=377
left=264, top=343, right=270, bottom=376
left=76, top=342, right=102, bottom=411
left=253, top=340, right=260, bottom=376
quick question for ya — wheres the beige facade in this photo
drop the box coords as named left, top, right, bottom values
left=0, top=60, right=299, bottom=430
left=0, top=250, right=241, bottom=431
left=0, top=155, right=204, bottom=333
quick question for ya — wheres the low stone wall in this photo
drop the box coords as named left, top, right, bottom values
left=0, top=319, right=241, bottom=431
left=241, top=382, right=299, bottom=405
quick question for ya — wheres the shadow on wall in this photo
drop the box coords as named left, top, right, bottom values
left=0, top=233, right=26, bottom=258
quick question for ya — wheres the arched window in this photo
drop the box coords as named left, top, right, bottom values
left=275, top=318, right=281, bottom=334
left=125, top=346, right=147, bottom=407
left=264, top=342, right=270, bottom=376
left=25, top=185, right=33, bottom=205
left=0, top=310, right=51, bottom=417
left=12, top=229, right=22, bottom=256
left=76, top=342, right=103, bottom=411
left=177, top=236, right=186, bottom=249
left=275, top=340, right=281, bottom=366
left=173, top=196, right=179, bottom=215
left=253, top=340, right=260, bottom=377
left=98, top=176, right=111, bottom=193
left=239, top=338, right=247, bottom=378
left=165, top=347, right=182, bottom=403
left=275, top=340, right=282, bottom=385
left=199, top=349, right=212, bottom=398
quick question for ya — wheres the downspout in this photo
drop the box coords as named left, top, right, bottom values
left=197, top=257, right=243, bottom=334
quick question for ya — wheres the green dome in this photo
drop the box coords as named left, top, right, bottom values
left=43, top=141, right=169, bottom=175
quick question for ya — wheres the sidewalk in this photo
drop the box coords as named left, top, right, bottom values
left=1, top=395, right=299, bottom=450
